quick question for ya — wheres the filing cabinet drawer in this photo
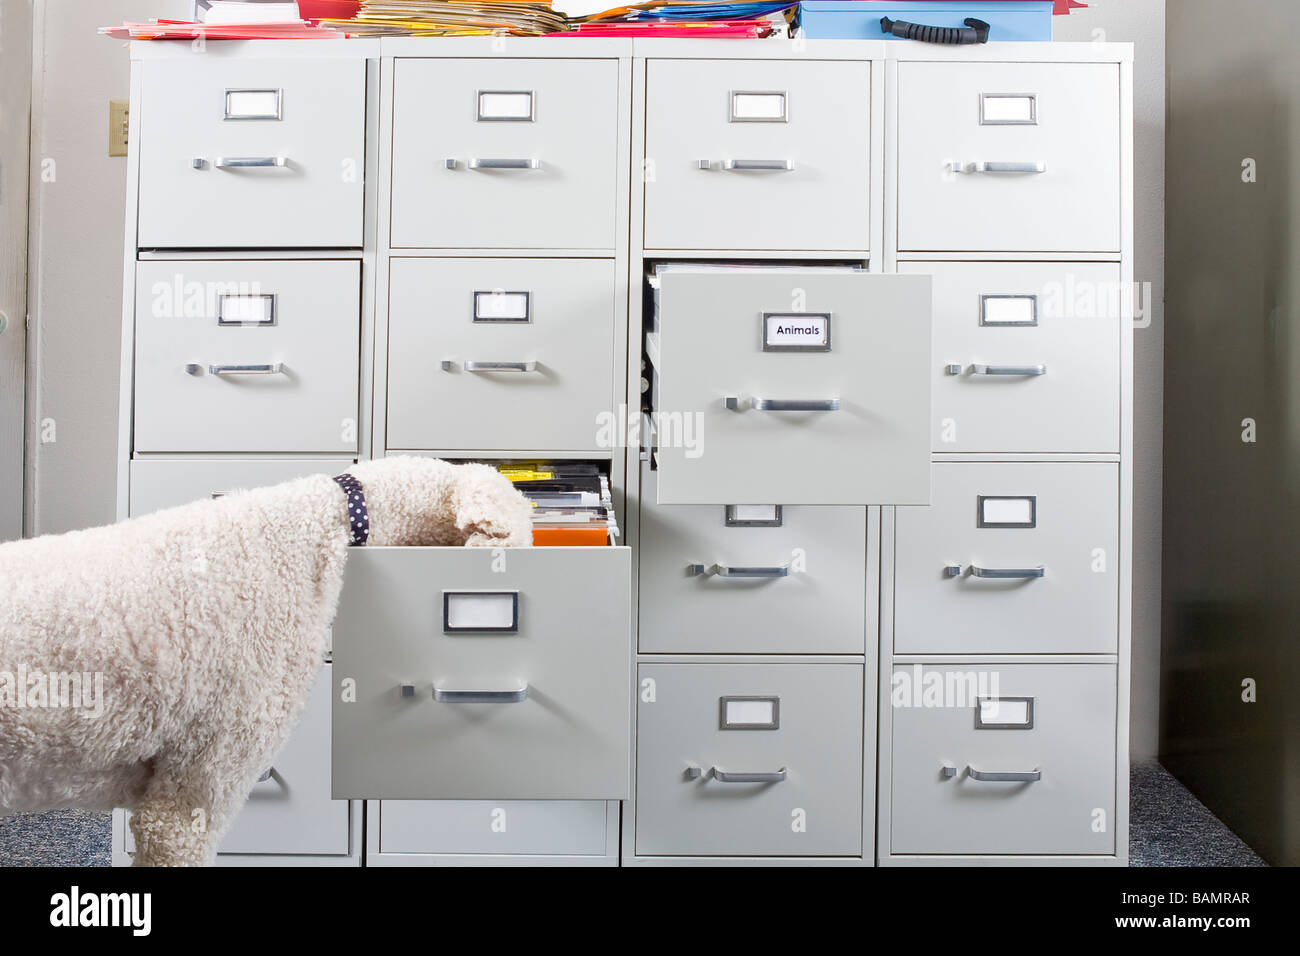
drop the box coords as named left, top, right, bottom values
left=643, top=59, right=871, bottom=251
left=375, top=800, right=608, bottom=857
left=636, top=662, right=863, bottom=857
left=123, top=669, right=352, bottom=858
left=900, top=262, right=1122, bottom=453
left=332, top=546, right=631, bottom=800
left=890, top=663, right=1117, bottom=856
left=133, top=259, right=361, bottom=454
left=137, top=58, right=365, bottom=249
left=386, top=258, right=616, bottom=452
left=390, top=58, right=619, bottom=249
left=653, top=270, right=930, bottom=505
left=129, top=459, right=355, bottom=516
left=894, top=462, right=1118, bottom=654
left=638, top=464, right=867, bottom=654
left=897, top=62, right=1120, bottom=252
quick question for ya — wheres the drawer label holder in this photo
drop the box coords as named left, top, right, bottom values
left=762, top=312, right=831, bottom=352
left=974, top=696, right=1035, bottom=730
left=442, top=590, right=520, bottom=633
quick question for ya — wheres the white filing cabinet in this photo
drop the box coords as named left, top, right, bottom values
left=115, top=37, right=1133, bottom=867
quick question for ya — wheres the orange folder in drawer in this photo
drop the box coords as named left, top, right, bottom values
left=532, top=527, right=609, bottom=546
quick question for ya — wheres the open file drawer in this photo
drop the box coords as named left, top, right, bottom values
left=332, top=545, right=631, bottom=801
left=650, top=269, right=930, bottom=505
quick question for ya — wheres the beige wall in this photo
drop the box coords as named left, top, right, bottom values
left=25, top=0, right=187, bottom=536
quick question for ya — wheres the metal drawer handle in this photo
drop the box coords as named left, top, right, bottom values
left=969, top=565, right=1045, bottom=580
left=433, top=684, right=529, bottom=704
left=468, top=158, right=541, bottom=170
left=687, top=563, right=790, bottom=578
left=711, top=767, right=788, bottom=784
left=971, top=364, right=1048, bottom=377
left=725, top=396, right=841, bottom=412
left=189, top=363, right=285, bottom=376
left=947, top=161, right=1047, bottom=175
left=721, top=159, right=795, bottom=171
left=214, top=156, right=288, bottom=168
left=255, top=767, right=275, bottom=783
left=967, top=766, right=1042, bottom=783
left=463, top=360, right=538, bottom=373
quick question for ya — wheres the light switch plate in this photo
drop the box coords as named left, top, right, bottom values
left=109, top=99, right=129, bottom=157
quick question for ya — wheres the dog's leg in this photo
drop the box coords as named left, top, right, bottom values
left=129, top=790, right=220, bottom=867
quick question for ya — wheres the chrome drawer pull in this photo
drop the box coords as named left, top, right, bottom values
left=721, top=159, right=795, bottom=171
left=190, top=363, right=285, bottom=376
left=971, top=364, right=1047, bottom=377
left=256, top=767, right=275, bottom=783
left=947, top=161, right=1046, bottom=175
left=727, top=396, right=840, bottom=412
left=468, top=158, right=541, bottom=170
left=711, top=767, right=788, bottom=784
left=969, top=565, right=1045, bottom=580
left=463, top=360, right=537, bottom=373
left=433, top=684, right=529, bottom=704
left=214, top=156, right=288, bottom=169
left=687, top=563, right=790, bottom=578
left=967, top=766, right=1041, bottom=783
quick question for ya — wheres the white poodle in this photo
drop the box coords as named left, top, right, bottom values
left=0, top=457, right=533, bottom=866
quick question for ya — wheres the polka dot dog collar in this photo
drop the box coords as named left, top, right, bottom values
left=333, top=473, right=369, bottom=547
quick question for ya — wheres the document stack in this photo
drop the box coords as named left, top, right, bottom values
left=327, top=0, right=568, bottom=34
left=566, top=1, right=798, bottom=36
left=498, top=463, right=620, bottom=546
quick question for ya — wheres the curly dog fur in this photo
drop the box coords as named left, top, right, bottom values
left=0, top=457, right=533, bottom=865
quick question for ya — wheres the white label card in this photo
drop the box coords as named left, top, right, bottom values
left=731, top=92, right=787, bottom=122
left=478, top=91, right=534, bottom=121
left=445, top=592, right=518, bottom=631
left=982, top=295, right=1038, bottom=326
left=225, top=89, right=280, bottom=120
left=724, top=699, right=776, bottom=727
left=981, top=497, right=1035, bottom=526
left=764, top=314, right=830, bottom=350
left=474, top=291, right=530, bottom=322
left=730, top=505, right=779, bottom=523
left=218, top=295, right=274, bottom=325
left=981, top=93, right=1037, bottom=125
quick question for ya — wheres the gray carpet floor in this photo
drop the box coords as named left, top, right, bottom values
left=0, top=808, right=111, bottom=866
left=0, top=762, right=1269, bottom=866
left=1128, top=760, right=1265, bottom=866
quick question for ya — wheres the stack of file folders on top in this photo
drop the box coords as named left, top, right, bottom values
left=323, top=0, right=567, bottom=34
left=499, top=463, right=620, bottom=546
left=563, top=1, right=798, bottom=37
left=99, top=17, right=344, bottom=40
